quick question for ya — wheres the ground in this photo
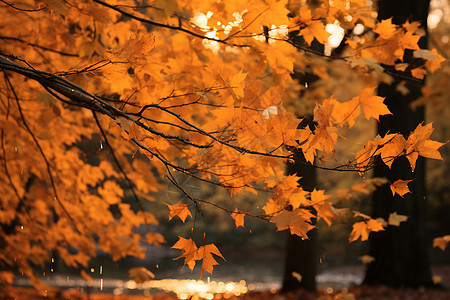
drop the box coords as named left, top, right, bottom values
left=2, top=285, right=450, bottom=300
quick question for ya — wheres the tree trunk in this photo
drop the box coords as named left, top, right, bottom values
left=282, top=119, right=317, bottom=292
left=364, top=0, right=432, bottom=287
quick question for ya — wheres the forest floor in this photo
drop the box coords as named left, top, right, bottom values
left=3, top=285, right=450, bottom=300
left=3, top=265, right=450, bottom=300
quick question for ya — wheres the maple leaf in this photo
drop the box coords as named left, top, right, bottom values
left=172, top=237, right=198, bottom=271
left=356, top=86, right=391, bottom=121
left=390, top=179, right=414, bottom=197
left=406, top=122, right=445, bottom=170
left=271, top=209, right=315, bottom=239
left=329, top=97, right=360, bottom=128
left=388, top=212, right=408, bottom=226
left=231, top=209, right=245, bottom=228
left=167, top=203, right=192, bottom=223
left=311, top=189, right=335, bottom=226
left=349, top=219, right=384, bottom=242
left=196, top=244, right=225, bottom=278
left=373, top=18, right=397, bottom=39
left=378, top=134, right=407, bottom=168
left=297, top=6, right=330, bottom=45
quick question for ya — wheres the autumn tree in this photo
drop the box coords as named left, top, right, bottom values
left=364, top=0, right=434, bottom=287
left=0, top=0, right=446, bottom=293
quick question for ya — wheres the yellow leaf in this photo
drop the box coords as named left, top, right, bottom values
left=388, top=212, right=408, bottom=226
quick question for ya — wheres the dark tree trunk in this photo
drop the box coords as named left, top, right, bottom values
left=364, top=0, right=432, bottom=287
left=282, top=118, right=317, bottom=292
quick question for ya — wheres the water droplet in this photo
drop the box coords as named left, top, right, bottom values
left=100, top=140, right=103, bottom=150
left=100, top=265, right=102, bottom=274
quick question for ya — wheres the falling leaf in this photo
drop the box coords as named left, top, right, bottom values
left=349, top=219, right=384, bottom=242
left=359, top=255, right=375, bottom=264
left=432, top=275, right=442, bottom=285
left=80, top=270, right=93, bottom=282
left=388, top=212, right=408, bottom=226
left=167, top=203, right=192, bottom=223
left=129, top=267, right=155, bottom=283
left=390, top=179, right=414, bottom=197
left=292, top=272, right=302, bottom=282
left=433, top=235, right=450, bottom=251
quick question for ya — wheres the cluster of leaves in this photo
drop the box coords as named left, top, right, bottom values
left=0, top=0, right=446, bottom=288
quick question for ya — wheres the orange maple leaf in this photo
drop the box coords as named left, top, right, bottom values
left=172, top=236, right=198, bottom=271
left=374, top=18, right=397, bottom=39
left=297, top=6, right=330, bottom=45
left=311, top=189, right=335, bottom=226
left=378, top=134, right=407, bottom=168
left=231, top=209, right=245, bottom=228
left=406, top=122, right=445, bottom=170
left=167, top=203, right=192, bottom=223
left=196, top=244, right=225, bottom=278
left=271, top=209, right=315, bottom=239
left=390, top=179, right=414, bottom=197
left=356, top=86, right=391, bottom=121
left=349, top=219, right=384, bottom=242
